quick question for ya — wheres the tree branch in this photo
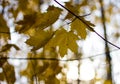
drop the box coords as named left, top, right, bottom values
left=54, top=0, right=120, bottom=50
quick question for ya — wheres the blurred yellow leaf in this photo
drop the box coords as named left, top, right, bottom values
left=104, top=80, right=112, bottom=84
left=3, top=62, right=16, bottom=84
left=18, top=0, right=29, bottom=13
left=0, top=14, right=10, bottom=38
left=21, top=52, right=61, bottom=83
left=0, top=73, right=4, bottom=81
left=16, top=13, right=36, bottom=33
left=46, top=77, right=60, bottom=84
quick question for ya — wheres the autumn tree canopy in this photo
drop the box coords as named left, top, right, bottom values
left=0, top=0, right=120, bottom=84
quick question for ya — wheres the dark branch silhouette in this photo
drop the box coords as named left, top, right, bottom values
left=54, top=0, right=120, bottom=50
left=0, top=49, right=119, bottom=61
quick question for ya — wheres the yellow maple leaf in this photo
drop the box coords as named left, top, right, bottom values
left=26, top=30, right=53, bottom=50
left=32, top=6, right=62, bottom=30
left=48, top=28, right=79, bottom=57
left=71, top=18, right=87, bottom=39
left=71, top=17, right=95, bottom=39
left=68, top=31, right=79, bottom=53
left=16, top=6, right=62, bottom=33
left=65, top=2, right=80, bottom=19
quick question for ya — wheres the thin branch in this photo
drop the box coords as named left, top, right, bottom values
left=0, top=49, right=119, bottom=61
left=54, top=0, right=120, bottom=49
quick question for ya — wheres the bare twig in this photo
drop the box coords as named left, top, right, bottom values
left=0, top=49, right=119, bottom=61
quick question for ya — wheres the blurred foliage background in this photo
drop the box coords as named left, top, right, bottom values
left=0, top=0, right=120, bottom=84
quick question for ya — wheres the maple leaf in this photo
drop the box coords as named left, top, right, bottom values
left=49, top=28, right=79, bottom=57
left=71, top=18, right=87, bottom=39
left=65, top=2, right=80, bottom=19
left=16, top=6, right=62, bottom=33
left=71, top=17, right=95, bottom=39
left=32, top=6, right=62, bottom=30
left=26, top=30, right=54, bottom=50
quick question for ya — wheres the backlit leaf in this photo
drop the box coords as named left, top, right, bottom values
left=68, top=31, right=79, bottom=53
left=50, top=28, right=79, bottom=57
left=26, top=30, right=53, bottom=50
left=32, top=6, right=62, bottom=30
left=65, top=2, right=80, bottom=19
left=71, top=18, right=87, bottom=39
left=71, top=17, right=95, bottom=39
left=16, top=6, right=62, bottom=33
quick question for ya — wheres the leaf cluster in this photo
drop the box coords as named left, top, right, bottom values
left=0, top=0, right=96, bottom=83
